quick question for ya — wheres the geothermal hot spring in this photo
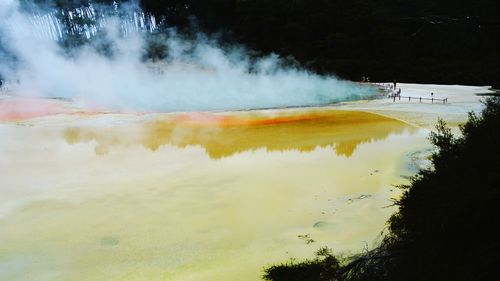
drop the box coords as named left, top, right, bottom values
left=0, top=1, right=432, bottom=281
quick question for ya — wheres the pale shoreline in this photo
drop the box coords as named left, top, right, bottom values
left=341, top=83, right=494, bottom=129
left=0, top=83, right=493, bottom=128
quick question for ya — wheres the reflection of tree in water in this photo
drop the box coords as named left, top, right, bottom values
left=63, top=110, right=416, bottom=159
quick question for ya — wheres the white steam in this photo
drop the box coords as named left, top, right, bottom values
left=0, top=0, right=375, bottom=112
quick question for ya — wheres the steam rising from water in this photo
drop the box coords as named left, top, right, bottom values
left=0, top=0, right=375, bottom=112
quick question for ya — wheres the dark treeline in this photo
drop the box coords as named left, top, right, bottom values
left=19, top=0, right=500, bottom=86
left=139, top=0, right=500, bottom=86
left=264, top=97, right=500, bottom=281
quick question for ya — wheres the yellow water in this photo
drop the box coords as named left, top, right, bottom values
left=0, top=109, right=427, bottom=281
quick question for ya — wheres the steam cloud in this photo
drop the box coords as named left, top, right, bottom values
left=0, top=0, right=376, bottom=112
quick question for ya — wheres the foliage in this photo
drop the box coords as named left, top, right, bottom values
left=263, top=247, right=342, bottom=281
left=139, top=0, right=500, bottom=85
left=20, top=0, right=500, bottom=85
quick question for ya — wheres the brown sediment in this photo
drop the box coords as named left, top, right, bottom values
left=63, top=110, right=416, bottom=158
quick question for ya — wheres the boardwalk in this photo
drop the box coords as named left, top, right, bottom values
left=389, top=94, right=448, bottom=103
left=370, top=82, right=449, bottom=104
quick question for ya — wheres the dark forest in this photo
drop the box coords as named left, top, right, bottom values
left=26, top=0, right=500, bottom=86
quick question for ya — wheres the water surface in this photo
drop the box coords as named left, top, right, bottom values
left=0, top=109, right=428, bottom=281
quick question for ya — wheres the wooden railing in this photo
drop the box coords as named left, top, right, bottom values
left=369, top=83, right=449, bottom=104
left=389, top=94, right=448, bottom=103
